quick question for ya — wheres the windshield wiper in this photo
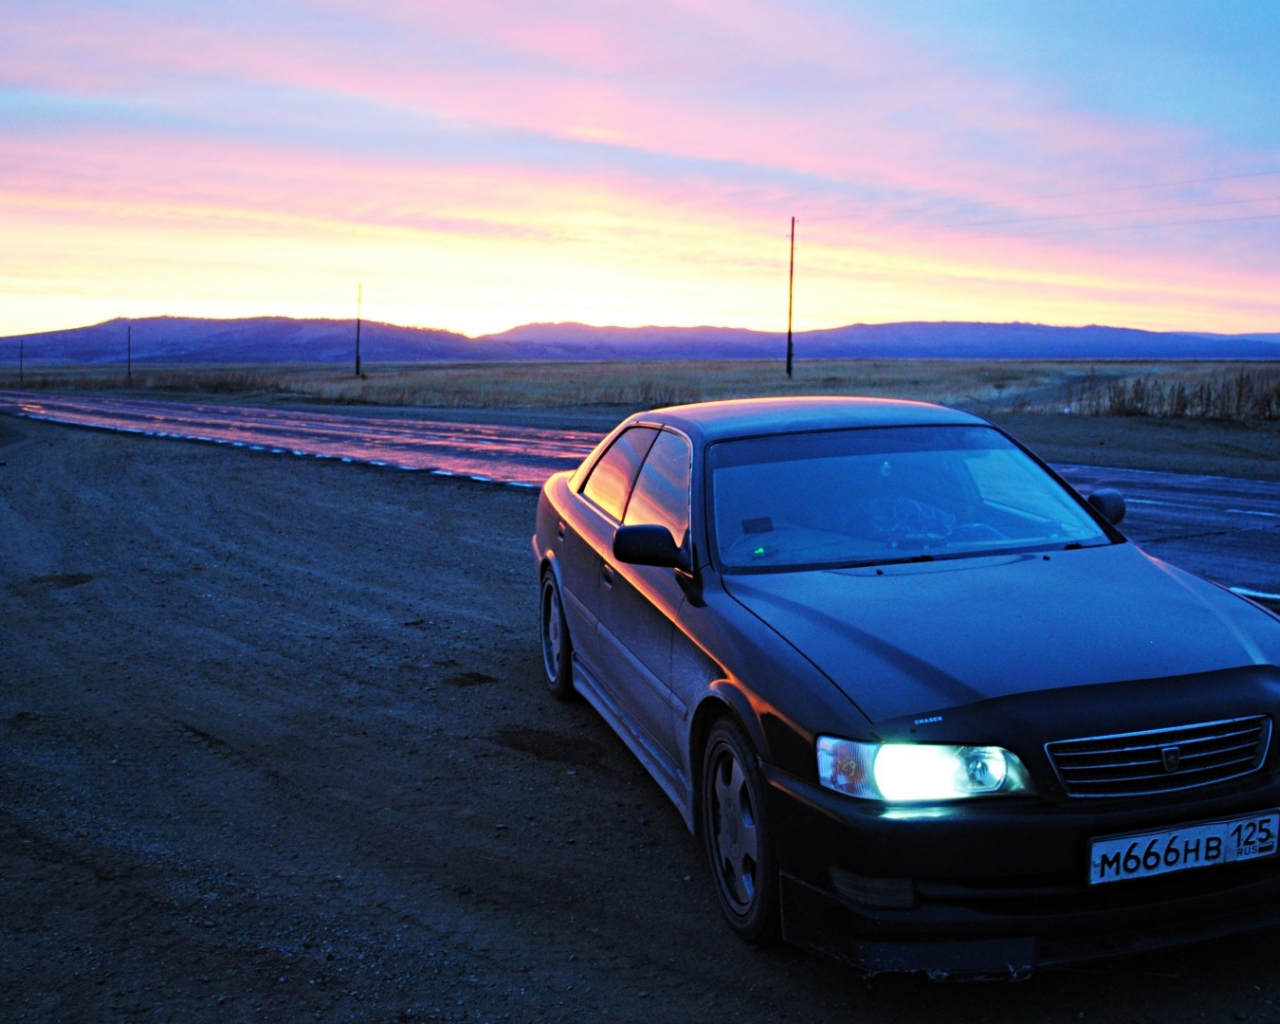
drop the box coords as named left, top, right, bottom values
left=829, top=553, right=938, bottom=570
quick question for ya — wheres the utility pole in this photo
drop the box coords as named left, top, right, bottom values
left=355, top=284, right=363, bottom=377
left=127, top=323, right=132, bottom=383
left=785, top=217, right=796, bottom=379
left=18, top=337, right=24, bottom=384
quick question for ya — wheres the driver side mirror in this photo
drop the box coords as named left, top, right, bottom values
left=1087, top=488, right=1126, bottom=526
left=613, top=524, right=683, bottom=568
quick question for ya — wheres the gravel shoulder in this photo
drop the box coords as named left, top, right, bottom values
left=986, top=412, right=1280, bottom=481
left=4, top=414, right=1280, bottom=1023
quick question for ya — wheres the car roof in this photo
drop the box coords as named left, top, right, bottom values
left=631, top=396, right=988, bottom=443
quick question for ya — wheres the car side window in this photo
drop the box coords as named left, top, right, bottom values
left=623, top=430, right=691, bottom=544
left=581, top=427, right=659, bottom=521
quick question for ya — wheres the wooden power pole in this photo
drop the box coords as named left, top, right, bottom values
left=355, top=284, right=363, bottom=377
left=127, top=323, right=132, bottom=383
left=785, top=217, right=796, bottom=379
left=18, top=337, right=24, bottom=384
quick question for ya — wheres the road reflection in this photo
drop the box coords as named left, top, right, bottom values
left=0, top=392, right=602, bottom=487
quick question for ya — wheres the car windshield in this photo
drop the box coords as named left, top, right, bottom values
left=708, top=425, right=1112, bottom=572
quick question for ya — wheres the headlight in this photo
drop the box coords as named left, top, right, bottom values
left=816, top=737, right=1033, bottom=802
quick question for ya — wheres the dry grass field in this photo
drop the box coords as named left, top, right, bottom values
left=4, top=358, right=1279, bottom=420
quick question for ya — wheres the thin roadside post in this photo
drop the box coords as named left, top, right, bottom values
left=127, top=323, right=132, bottom=383
left=355, top=284, right=363, bottom=377
left=786, top=217, right=796, bottom=379
left=19, top=337, right=24, bottom=384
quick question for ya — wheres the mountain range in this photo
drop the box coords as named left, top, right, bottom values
left=5, top=316, right=1280, bottom=364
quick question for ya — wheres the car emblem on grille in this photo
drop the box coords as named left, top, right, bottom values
left=1161, top=746, right=1181, bottom=772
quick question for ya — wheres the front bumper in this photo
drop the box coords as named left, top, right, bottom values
left=765, top=764, right=1280, bottom=977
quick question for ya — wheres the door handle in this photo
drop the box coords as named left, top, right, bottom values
left=556, top=521, right=566, bottom=542
left=601, top=564, right=614, bottom=588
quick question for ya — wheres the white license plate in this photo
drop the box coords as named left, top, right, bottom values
left=1089, top=810, right=1280, bottom=885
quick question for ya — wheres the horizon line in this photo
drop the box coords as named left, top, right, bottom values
left=5, top=313, right=1279, bottom=344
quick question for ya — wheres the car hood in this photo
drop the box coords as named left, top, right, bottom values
left=722, top=542, right=1280, bottom=725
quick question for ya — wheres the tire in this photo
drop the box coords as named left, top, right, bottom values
left=700, top=717, right=779, bottom=945
left=539, top=572, right=575, bottom=701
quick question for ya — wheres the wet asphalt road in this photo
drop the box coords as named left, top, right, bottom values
left=1055, top=463, right=1280, bottom=600
left=0, top=392, right=600, bottom=488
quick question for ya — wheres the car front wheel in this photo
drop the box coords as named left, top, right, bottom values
left=700, top=716, right=779, bottom=944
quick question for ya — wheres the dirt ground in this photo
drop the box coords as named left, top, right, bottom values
left=4, top=411, right=1280, bottom=1023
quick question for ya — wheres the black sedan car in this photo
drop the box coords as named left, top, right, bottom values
left=531, top=396, right=1280, bottom=978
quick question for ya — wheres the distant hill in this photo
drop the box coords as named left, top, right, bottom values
left=4, top=316, right=1279, bottom=365
left=483, top=321, right=1280, bottom=360
left=1, top=317, right=476, bottom=365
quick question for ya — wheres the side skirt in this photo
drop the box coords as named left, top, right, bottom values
left=572, top=654, right=695, bottom=831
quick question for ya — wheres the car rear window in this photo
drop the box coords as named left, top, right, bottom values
left=623, top=430, right=691, bottom=544
left=581, top=426, right=659, bottom=521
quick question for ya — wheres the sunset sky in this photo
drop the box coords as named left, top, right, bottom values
left=3, top=0, right=1279, bottom=338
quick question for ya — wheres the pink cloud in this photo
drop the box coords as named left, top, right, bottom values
left=0, top=0, right=1192, bottom=198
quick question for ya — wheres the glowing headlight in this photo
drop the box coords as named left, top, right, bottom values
left=816, top=737, right=1032, bottom=802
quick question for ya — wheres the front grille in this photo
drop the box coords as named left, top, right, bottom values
left=1046, top=716, right=1272, bottom=798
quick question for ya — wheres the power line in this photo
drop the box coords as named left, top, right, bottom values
left=949, top=194, right=1280, bottom=230
left=991, top=210, right=1280, bottom=239
left=1021, top=169, right=1280, bottom=202
left=801, top=169, right=1280, bottom=232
